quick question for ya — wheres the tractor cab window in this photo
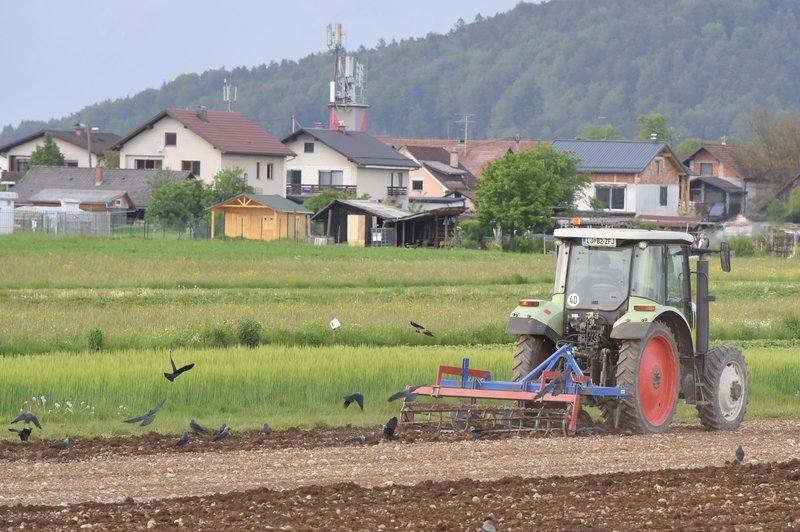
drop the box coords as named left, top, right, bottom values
left=564, top=245, right=631, bottom=311
left=667, top=244, right=693, bottom=325
left=632, top=244, right=666, bottom=303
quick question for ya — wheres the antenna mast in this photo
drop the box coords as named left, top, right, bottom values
left=456, top=114, right=474, bottom=153
left=223, top=77, right=237, bottom=112
left=326, top=23, right=368, bottom=131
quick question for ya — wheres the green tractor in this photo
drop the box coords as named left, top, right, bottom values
left=506, top=225, right=749, bottom=433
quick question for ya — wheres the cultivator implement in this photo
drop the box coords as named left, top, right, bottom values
left=400, top=344, right=628, bottom=436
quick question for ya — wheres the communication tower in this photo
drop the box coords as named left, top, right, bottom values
left=326, top=23, right=368, bottom=132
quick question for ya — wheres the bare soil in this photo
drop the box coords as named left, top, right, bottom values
left=1, top=418, right=799, bottom=531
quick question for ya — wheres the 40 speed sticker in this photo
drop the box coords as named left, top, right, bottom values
left=567, top=293, right=580, bottom=307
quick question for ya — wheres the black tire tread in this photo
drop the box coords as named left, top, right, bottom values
left=696, top=345, right=749, bottom=431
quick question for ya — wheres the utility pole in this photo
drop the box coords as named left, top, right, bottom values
left=456, top=114, right=474, bottom=154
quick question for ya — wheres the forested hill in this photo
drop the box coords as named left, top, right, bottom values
left=3, top=0, right=800, bottom=146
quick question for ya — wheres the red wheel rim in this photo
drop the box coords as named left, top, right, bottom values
left=638, top=333, right=678, bottom=427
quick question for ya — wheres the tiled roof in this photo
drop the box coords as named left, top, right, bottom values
left=284, top=129, right=419, bottom=169
left=0, top=129, right=121, bottom=156
left=115, top=109, right=295, bottom=157
left=552, top=139, right=672, bottom=173
left=695, top=144, right=747, bottom=178
left=11, top=166, right=192, bottom=208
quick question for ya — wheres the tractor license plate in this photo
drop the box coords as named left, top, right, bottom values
left=582, top=237, right=616, bottom=247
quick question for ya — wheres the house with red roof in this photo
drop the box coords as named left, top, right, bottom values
left=113, top=108, right=295, bottom=195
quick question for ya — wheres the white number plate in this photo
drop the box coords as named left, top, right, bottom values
left=582, top=237, right=616, bottom=247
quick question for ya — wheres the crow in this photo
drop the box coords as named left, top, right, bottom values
left=481, top=516, right=498, bottom=532
left=175, top=431, right=189, bottom=447
left=49, top=438, right=70, bottom=450
left=736, top=443, right=745, bottom=464
left=261, top=422, right=273, bottom=437
left=410, top=321, right=434, bottom=337
left=470, top=426, right=488, bottom=440
left=533, top=371, right=568, bottom=401
left=382, top=416, right=399, bottom=440
left=9, top=427, right=32, bottom=442
left=343, top=392, right=364, bottom=411
left=387, top=385, right=422, bottom=403
left=213, top=424, right=230, bottom=441
left=122, top=399, right=166, bottom=427
left=189, top=419, right=207, bottom=435
left=164, top=351, right=195, bottom=382
left=11, top=412, right=42, bottom=430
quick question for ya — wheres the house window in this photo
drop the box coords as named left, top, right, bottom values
left=699, top=162, right=713, bottom=176
left=595, top=185, right=625, bottom=210
left=13, top=158, right=30, bottom=172
left=660, top=186, right=668, bottom=206
left=66, top=161, right=79, bottom=167
left=135, top=159, right=162, bottom=170
left=412, top=180, right=423, bottom=191
left=266, top=163, right=274, bottom=180
left=256, top=162, right=261, bottom=180
left=288, top=169, right=301, bottom=185
left=304, top=142, right=315, bottom=153
left=181, top=160, right=201, bottom=174
left=319, top=170, right=343, bottom=186
left=391, top=171, right=405, bottom=186
left=165, top=132, right=177, bottom=146
left=654, top=158, right=662, bottom=175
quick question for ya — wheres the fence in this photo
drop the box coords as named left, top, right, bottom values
left=13, top=210, right=213, bottom=239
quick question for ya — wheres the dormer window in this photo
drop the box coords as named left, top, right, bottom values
left=699, top=162, right=713, bottom=176
left=165, top=132, right=177, bottom=146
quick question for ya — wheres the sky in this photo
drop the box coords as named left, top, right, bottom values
left=1, top=0, right=523, bottom=129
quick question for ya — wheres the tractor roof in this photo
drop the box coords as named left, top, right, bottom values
left=554, top=227, right=694, bottom=244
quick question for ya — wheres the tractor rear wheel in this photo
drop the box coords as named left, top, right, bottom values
left=610, top=323, right=680, bottom=433
left=513, top=335, right=552, bottom=382
left=696, top=345, right=749, bottom=431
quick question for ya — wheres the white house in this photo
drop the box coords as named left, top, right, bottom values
left=282, top=126, right=419, bottom=206
left=114, top=108, right=295, bottom=195
left=0, top=127, right=121, bottom=172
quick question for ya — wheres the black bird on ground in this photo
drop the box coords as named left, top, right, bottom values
left=164, top=351, right=195, bottom=382
left=213, top=424, right=230, bottom=441
left=470, top=426, right=488, bottom=440
left=736, top=443, right=745, bottom=464
left=343, top=392, right=364, bottom=411
left=50, top=438, right=70, bottom=450
left=9, top=427, right=32, bottom=442
left=410, top=321, right=434, bottom=337
left=261, top=422, right=273, bottom=437
left=11, top=412, right=42, bottom=429
left=533, top=371, right=568, bottom=401
left=175, top=431, right=189, bottom=447
left=382, top=416, right=399, bottom=440
left=481, top=516, right=498, bottom=532
left=387, top=385, right=422, bottom=403
left=189, top=419, right=207, bottom=435
left=122, top=399, right=166, bottom=427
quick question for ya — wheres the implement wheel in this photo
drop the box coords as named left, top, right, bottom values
left=612, top=324, right=679, bottom=433
left=513, top=335, right=553, bottom=381
left=696, top=345, right=749, bottom=431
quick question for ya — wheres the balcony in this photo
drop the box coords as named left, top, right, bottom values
left=387, top=186, right=408, bottom=198
left=286, top=184, right=357, bottom=197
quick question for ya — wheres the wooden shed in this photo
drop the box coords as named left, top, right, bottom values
left=209, top=194, right=312, bottom=241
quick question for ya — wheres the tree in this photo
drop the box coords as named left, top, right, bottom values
left=29, top=133, right=65, bottom=167
left=579, top=124, right=623, bottom=140
left=103, top=149, right=120, bottom=168
left=635, top=114, right=673, bottom=144
left=145, top=178, right=207, bottom=236
left=738, top=108, right=800, bottom=188
left=766, top=187, right=800, bottom=223
left=208, top=167, right=253, bottom=204
left=303, top=188, right=354, bottom=213
left=476, top=145, right=587, bottom=234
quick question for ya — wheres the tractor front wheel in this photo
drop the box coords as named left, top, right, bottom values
left=696, top=345, right=749, bottom=431
left=611, top=324, right=680, bottom=433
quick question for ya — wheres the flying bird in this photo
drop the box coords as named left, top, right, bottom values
left=213, top=424, right=230, bottom=442
left=189, top=419, right=207, bottom=435
left=164, top=351, right=195, bottom=382
left=736, top=443, right=745, bottom=464
left=50, top=438, right=70, bottom=450
left=410, top=321, right=434, bottom=337
left=11, top=412, right=42, bottom=429
left=481, top=516, right=498, bottom=532
left=382, top=416, right=399, bottom=440
left=387, top=385, right=422, bottom=403
left=343, top=392, right=364, bottom=411
left=122, top=399, right=166, bottom=427
left=9, top=427, right=32, bottom=442
left=261, top=422, right=273, bottom=437
left=533, top=371, right=568, bottom=401
left=175, top=431, right=189, bottom=448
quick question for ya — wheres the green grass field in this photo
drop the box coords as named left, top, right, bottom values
left=0, top=233, right=798, bottom=439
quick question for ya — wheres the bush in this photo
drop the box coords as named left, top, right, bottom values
left=88, top=328, right=105, bottom=352
left=458, top=219, right=489, bottom=247
left=237, top=319, right=262, bottom=348
left=202, top=323, right=236, bottom=348
left=780, top=315, right=800, bottom=339
left=727, top=235, right=756, bottom=257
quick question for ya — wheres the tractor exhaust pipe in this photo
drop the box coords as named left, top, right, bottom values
left=695, top=256, right=712, bottom=356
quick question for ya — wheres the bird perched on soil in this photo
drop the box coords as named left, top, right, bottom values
left=189, top=419, right=207, bottom=435
left=736, top=443, right=745, bottom=464
left=11, top=412, right=42, bottom=429
left=164, top=351, right=195, bottom=382
left=175, top=431, right=189, bottom=447
left=261, top=422, right=273, bottom=437
left=410, top=321, right=434, bottom=337
left=122, top=399, right=166, bottom=427
left=9, top=427, right=32, bottom=442
left=470, top=426, right=488, bottom=440
left=382, top=416, right=399, bottom=440
left=213, top=424, right=230, bottom=441
left=50, top=438, right=70, bottom=450
left=481, top=516, right=498, bottom=532
left=387, top=385, right=421, bottom=403
left=534, top=371, right=568, bottom=401
left=343, top=392, right=365, bottom=411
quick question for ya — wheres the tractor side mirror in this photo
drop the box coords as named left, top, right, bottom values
left=719, top=241, right=731, bottom=272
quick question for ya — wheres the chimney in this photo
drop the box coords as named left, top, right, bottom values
left=337, top=120, right=347, bottom=133
left=75, top=125, right=84, bottom=137
left=450, top=148, right=459, bottom=168
left=196, top=106, right=208, bottom=121
left=95, top=166, right=103, bottom=186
